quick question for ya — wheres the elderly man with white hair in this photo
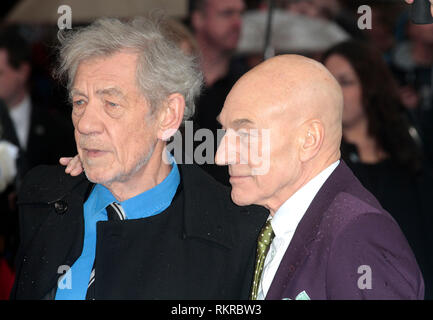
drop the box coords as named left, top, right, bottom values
left=10, top=17, right=267, bottom=300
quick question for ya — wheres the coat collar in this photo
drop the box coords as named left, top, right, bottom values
left=178, top=164, right=236, bottom=249
left=265, top=160, right=355, bottom=300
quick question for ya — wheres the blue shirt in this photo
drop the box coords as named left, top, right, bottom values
left=55, top=160, right=180, bottom=300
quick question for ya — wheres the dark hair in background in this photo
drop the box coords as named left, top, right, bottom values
left=0, top=25, right=31, bottom=69
left=322, top=40, right=422, bottom=173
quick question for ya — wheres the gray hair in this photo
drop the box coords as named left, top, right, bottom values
left=54, top=16, right=203, bottom=120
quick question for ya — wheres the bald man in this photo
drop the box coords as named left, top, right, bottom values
left=215, top=54, right=424, bottom=300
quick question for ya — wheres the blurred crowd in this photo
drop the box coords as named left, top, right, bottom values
left=0, top=0, right=433, bottom=299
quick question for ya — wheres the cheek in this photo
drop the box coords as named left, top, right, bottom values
left=114, top=121, right=156, bottom=162
left=342, top=87, right=363, bottom=117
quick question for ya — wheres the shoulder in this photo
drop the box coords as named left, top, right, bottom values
left=325, top=206, right=424, bottom=299
left=18, top=165, right=88, bottom=205
left=179, top=163, right=267, bottom=212
left=16, top=165, right=90, bottom=249
left=178, top=164, right=268, bottom=243
left=312, top=163, right=424, bottom=298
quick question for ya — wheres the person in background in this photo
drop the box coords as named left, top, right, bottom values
left=0, top=26, right=76, bottom=298
left=323, top=40, right=433, bottom=299
left=189, top=0, right=247, bottom=185
left=161, top=18, right=200, bottom=56
left=388, top=19, right=433, bottom=164
left=0, top=26, right=76, bottom=180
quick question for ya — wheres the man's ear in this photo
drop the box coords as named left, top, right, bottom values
left=299, top=120, right=324, bottom=162
left=157, top=93, right=185, bottom=141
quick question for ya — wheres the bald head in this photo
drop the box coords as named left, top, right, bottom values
left=216, top=54, right=344, bottom=213
left=233, top=54, right=343, bottom=152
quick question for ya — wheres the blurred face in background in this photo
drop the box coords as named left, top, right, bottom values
left=324, top=54, right=364, bottom=129
left=194, top=0, right=245, bottom=52
left=0, top=49, right=29, bottom=108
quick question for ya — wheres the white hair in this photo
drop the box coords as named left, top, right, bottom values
left=54, top=16, right=203, bottom=120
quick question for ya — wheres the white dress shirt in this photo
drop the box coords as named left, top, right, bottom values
left=9, top=95, right=31, bottom=150
left=257, top=160, right=340, bottom=300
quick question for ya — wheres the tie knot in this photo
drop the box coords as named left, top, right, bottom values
left=106, top=202, right=126, bottom=221
left=257, top=219, right=274, bottom=255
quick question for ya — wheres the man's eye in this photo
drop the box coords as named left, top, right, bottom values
left=106, top=101, right=119, bottom=107
left=339, top=78, right=356, bottom=87
left=73, top=100, right=85, bottom=107
left=237, top=130, right=249, bottom=137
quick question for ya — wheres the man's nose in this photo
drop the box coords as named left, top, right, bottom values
left=215, top=130, right=239, bottom=166
left=75, top=101, right=104, bottom=135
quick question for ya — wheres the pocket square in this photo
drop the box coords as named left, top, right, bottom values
left=282, top=290, right=311, bottom=300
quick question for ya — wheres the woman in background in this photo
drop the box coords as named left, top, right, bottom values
left=323, top=40, right=433, bottom=299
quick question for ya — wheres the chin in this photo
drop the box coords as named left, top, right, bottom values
left=230, top=189, right=254, bottom=207
left=84, top=166, right=115, bottom=185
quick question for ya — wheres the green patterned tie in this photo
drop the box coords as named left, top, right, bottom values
left=250, top=219, right=275, bottom=300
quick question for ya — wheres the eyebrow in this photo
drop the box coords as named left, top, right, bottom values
left=95, top=87, right=126, bottom=99
left=70, top=88, right=87, bottom=100
left=70, top=87, right=126, bottom=100
left=216, top=116, right=255, bottom=129
left=232, top=118, right=255, bottom=128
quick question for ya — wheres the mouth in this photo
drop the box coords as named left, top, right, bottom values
left=229, top=175, right=251, bottom=183
left=83, top=148, right=108, bottom=158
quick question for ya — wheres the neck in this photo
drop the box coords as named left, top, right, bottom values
left=411, top=41, right=433, bottom=66
left=266, top=152, right=340, bottom=216
left=343, top=119, right=386, bottom=164
left=196, top=36, right=231, bottom=86
left=106, top=141, right=172, bottom=202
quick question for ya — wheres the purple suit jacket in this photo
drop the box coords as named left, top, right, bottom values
left=265, top=161, right=424, bottom=300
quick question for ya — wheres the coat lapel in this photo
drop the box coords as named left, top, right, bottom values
left=265, top=161, right=353, bottom=300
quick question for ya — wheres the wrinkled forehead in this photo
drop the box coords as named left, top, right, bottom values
left=72, top=52, right=140, bottom=93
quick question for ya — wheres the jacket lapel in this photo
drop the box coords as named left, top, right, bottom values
left=265, top=161, right=353, bottom=300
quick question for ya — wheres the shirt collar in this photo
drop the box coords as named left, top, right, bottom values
left=271, top=160, right=340, bottom=237
left=92, top=155, right=180, bottom=220
left=9, top=95, right=31, bottom=122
